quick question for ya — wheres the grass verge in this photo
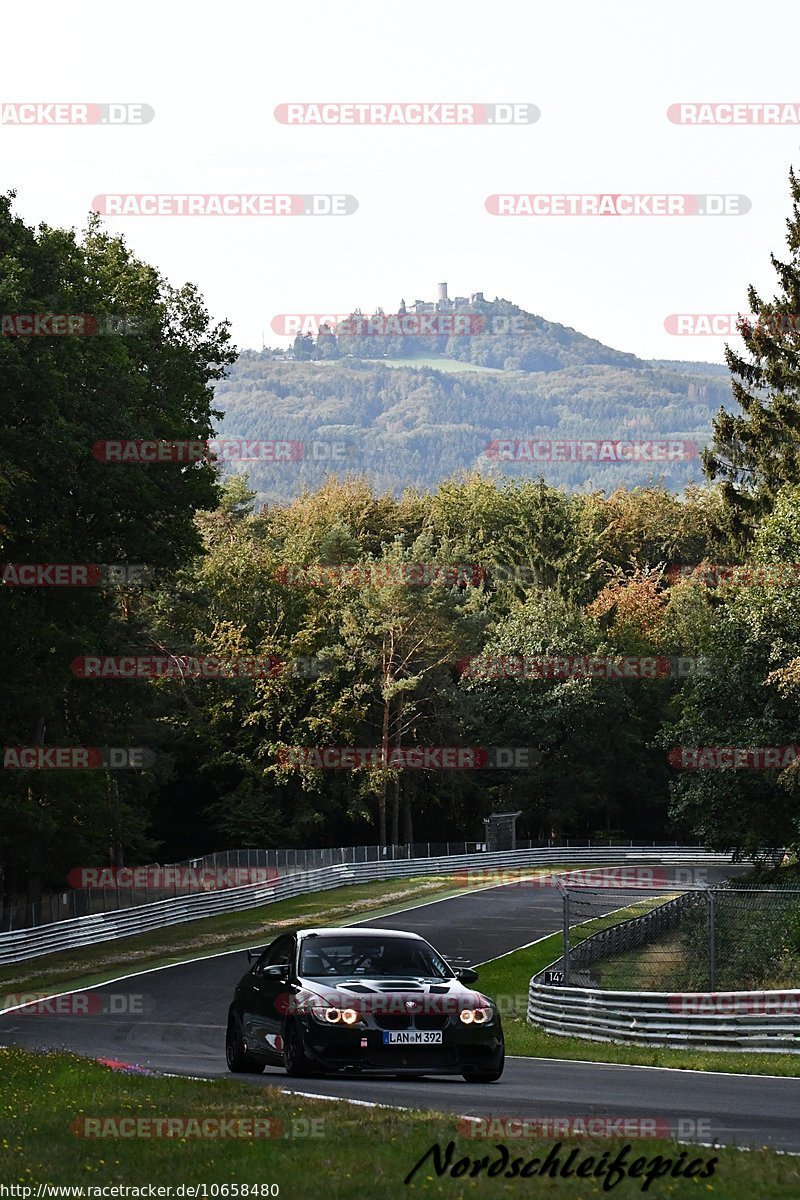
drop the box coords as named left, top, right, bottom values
left=1, top=1047, right=797, bottom=1198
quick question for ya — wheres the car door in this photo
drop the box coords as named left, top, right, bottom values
left=238, top=935, right=295, bottom=1060
left=255, top=934, right=296, bottom=1058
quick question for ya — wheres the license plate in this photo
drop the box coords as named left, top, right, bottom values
left=382, top=1030, right=443, bottom=1045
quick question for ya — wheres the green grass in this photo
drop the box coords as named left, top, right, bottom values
left=2, top=1047, right=798, bottom=1197
left=474, top=930, right=800, bottom=1077
left=379, top=355, right=505, bottom=373
left=592, top=933, right=688, bottom=991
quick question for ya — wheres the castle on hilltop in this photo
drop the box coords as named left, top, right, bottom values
left=398, top=282, right=485, bottom=316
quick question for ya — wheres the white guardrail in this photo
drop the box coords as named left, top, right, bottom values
left=526, top=981, right=800, bottom=1053
left=0, top=845, right=730, bottom=965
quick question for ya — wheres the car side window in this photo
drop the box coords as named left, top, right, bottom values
left=250, top=949, right=270, bottom=975
left=428, top=949, right=451, bottom=978
left=265, top=935, right=294, bottom=970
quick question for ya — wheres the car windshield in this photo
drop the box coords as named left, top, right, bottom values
left=299, top=936, right=452, bottom=979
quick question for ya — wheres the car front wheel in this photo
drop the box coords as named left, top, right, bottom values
left=283, top=1020, right=316, bottom=1077
left=462, top=1046, right=504, bottom=1083
left=226, top=1014, right=265, bottom=1074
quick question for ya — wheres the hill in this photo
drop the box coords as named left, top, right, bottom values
left=214, top=297, right=733, bottom=501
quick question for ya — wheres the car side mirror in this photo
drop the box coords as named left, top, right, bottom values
left=456, top=967, right=479, bottom=984
left=261, top=963, right=288, bottom=980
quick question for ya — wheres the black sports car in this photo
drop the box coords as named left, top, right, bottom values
left=225, top=926, right=505, bottom=1081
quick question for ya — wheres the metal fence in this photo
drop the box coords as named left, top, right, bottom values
left=0, top=837, right=700, bottom=932
left=527, top=879, right=800, bottom=1052
left=545, top=883, right=800, bottom=992
left=0, top=845, right=732, bottom=965
left=539, top=889, right=705, bottom=987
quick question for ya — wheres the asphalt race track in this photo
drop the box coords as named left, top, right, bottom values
left=2, top=862, right=798, bottom=1152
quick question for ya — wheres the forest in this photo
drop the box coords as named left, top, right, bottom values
left=216, top=354, right=729, bottom=501
left=4, top=170, right=800, bottom=905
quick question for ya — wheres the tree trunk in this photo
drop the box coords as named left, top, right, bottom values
left=109, top=775, right=123, bottom=867
left=0, top=869, right=16, bottom=932
left=402, top=788, right=413, bottom=846
left=391, top=778, right=400, bottom=847
left=25, top=713, right=47, bottom=925
left=391, top=696, right=404, bottom=847
left=379, top=695, right=390, bottom=848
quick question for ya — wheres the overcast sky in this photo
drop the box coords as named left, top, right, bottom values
left=4, top=1, right=800, bottom=363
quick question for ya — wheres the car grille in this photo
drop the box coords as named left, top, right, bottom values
left=372, top=1013, right=450, bottom=1031
left=374, top=1014, right=411, bottom=1031
left=414, top=1014, right=449, bottom=1030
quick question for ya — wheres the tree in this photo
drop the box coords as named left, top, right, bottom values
left=704, top=168, right=800, bottom=541
left=0, top=193, right=235, bottom=909
left=595, top=486, right=724, bottom=571
left=331, top=536, right=482, bottom=846
left=292, top=332, right=316, bottom=360
left=661, top=488, right=800, bottom=853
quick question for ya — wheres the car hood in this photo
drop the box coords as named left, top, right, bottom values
left=293, top=975, right=491, bottom=1012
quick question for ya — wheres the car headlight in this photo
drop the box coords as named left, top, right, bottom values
left=321, top=1006, right=361, bottom=1025
left=460, top=1007, right=491, bottom=1025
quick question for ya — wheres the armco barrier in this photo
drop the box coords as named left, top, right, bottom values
left=526, top=981, right=800, bottom=1052
left=3, top=838, right=706, bottom=930
left=0, top=845, right=731, bottom=965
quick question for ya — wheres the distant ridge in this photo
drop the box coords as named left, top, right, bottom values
left=216, top=293, right=733, bottom=502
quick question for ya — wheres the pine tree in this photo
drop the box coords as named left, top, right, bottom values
left=704, top=168, right=800, bottom=542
